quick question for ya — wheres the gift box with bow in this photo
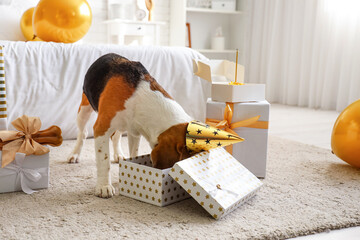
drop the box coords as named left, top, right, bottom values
left=0, top=115, right=62, bottom=194
left=206, top=99, right=270, bottom=178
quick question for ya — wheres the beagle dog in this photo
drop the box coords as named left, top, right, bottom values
left=68, top=53, right=193, bottom=198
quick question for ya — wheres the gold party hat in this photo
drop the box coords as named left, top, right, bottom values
left=186, top=120, right=244, bottom=153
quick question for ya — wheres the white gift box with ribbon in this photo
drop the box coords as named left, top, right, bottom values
left=0, top=152, right=49, bottom=194
left=206, top=99, right=270, bottom=178
left=169, top=148, right=262, bottom=220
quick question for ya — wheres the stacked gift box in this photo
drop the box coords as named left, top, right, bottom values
left=194, top=59, right=270, bottom=178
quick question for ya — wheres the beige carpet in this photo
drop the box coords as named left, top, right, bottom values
left=0, top=136, right=359, bottom=240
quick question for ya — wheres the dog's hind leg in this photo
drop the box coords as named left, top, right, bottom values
left=111, top=130, right=125, bottom=163
left=68, top=93, right=93, bottom=163
left=128, top=133, right=141, bottom=158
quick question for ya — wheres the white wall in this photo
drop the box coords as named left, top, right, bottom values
left=0, top=0, right=38, bottom=41
left=0, top=0, right=170, bottom=45
left=83, top=0, right=170, bottom=46
left=81, top=0, right=107, bottom=44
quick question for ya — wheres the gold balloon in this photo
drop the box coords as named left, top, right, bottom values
left=20, top=7, right=42, bottom=41
left=33, top=0, right=92, bottom=43
left=331, top=99, right=360, bottom=168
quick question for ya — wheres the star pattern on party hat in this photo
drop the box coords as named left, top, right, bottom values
left=186, top=120, right=244, bottom=153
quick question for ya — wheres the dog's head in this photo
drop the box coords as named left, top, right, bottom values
left=150, top=122, right=193, bottom=169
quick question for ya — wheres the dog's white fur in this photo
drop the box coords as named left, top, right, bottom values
left=68, top=81, right=192, bottom=198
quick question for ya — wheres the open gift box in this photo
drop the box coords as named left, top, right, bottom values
left=119, top=154, right=190, bottom=207
left=120, top=147, right=263, bottom=220
left=193, top=59, right=265, bottom=102
left=206, top=99, right=270, bottom=178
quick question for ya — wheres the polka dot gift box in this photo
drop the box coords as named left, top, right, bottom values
left=119, top=120, right=244, bottom=207
left=169, top=147, right=262, bottom=220
left=119, top=154, right=190, bottom=207
left=120, top=147, right=262, bottom=219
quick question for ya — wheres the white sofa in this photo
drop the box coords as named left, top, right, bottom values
left=1, top=41, right=209, bottom=139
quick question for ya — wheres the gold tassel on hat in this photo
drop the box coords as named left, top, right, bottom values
left=186, top=120, right=244, bottom=153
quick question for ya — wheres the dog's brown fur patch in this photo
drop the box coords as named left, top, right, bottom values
left=93, top=76, right=135, bottom=137
left=78, top=93, right=90, bottom=113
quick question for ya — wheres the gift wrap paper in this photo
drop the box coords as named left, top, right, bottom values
left=206, top=100, right=270, bottom=178
left=0, top=151, right=49, bottom=194
left=169, top=148, right=262, bottom=220
left=119, top=155, right=189, bottom=207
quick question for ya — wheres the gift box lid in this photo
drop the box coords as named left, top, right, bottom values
left=169, top=147, right=262, bottom=220
left=193, top=59, right=244, bottom=83
left=193, top=59, right=265, bottom=103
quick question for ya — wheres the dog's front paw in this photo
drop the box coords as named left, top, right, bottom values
left=67, top=153, right=80, bottom=163
left=95, top=184, right=115, bottom=198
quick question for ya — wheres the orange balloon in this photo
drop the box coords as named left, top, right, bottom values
left=33, top=0, right=92, bottom=43
left=331, top=99, right=360, bottom=168
left=20, top=7, right=42, bottom=41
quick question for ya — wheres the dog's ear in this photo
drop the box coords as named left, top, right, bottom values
left=150, top=123, right=192, bottom=169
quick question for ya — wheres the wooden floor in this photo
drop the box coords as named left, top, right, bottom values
left=269, top=104, right=360, bottom=240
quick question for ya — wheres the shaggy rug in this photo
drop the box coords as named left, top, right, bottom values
left=0, top=136, right=359, bottom=240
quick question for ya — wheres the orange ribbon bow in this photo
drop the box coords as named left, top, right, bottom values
left=0, top=115, right=63, bottom=168
left=206, top=102, right=269, bottom=154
